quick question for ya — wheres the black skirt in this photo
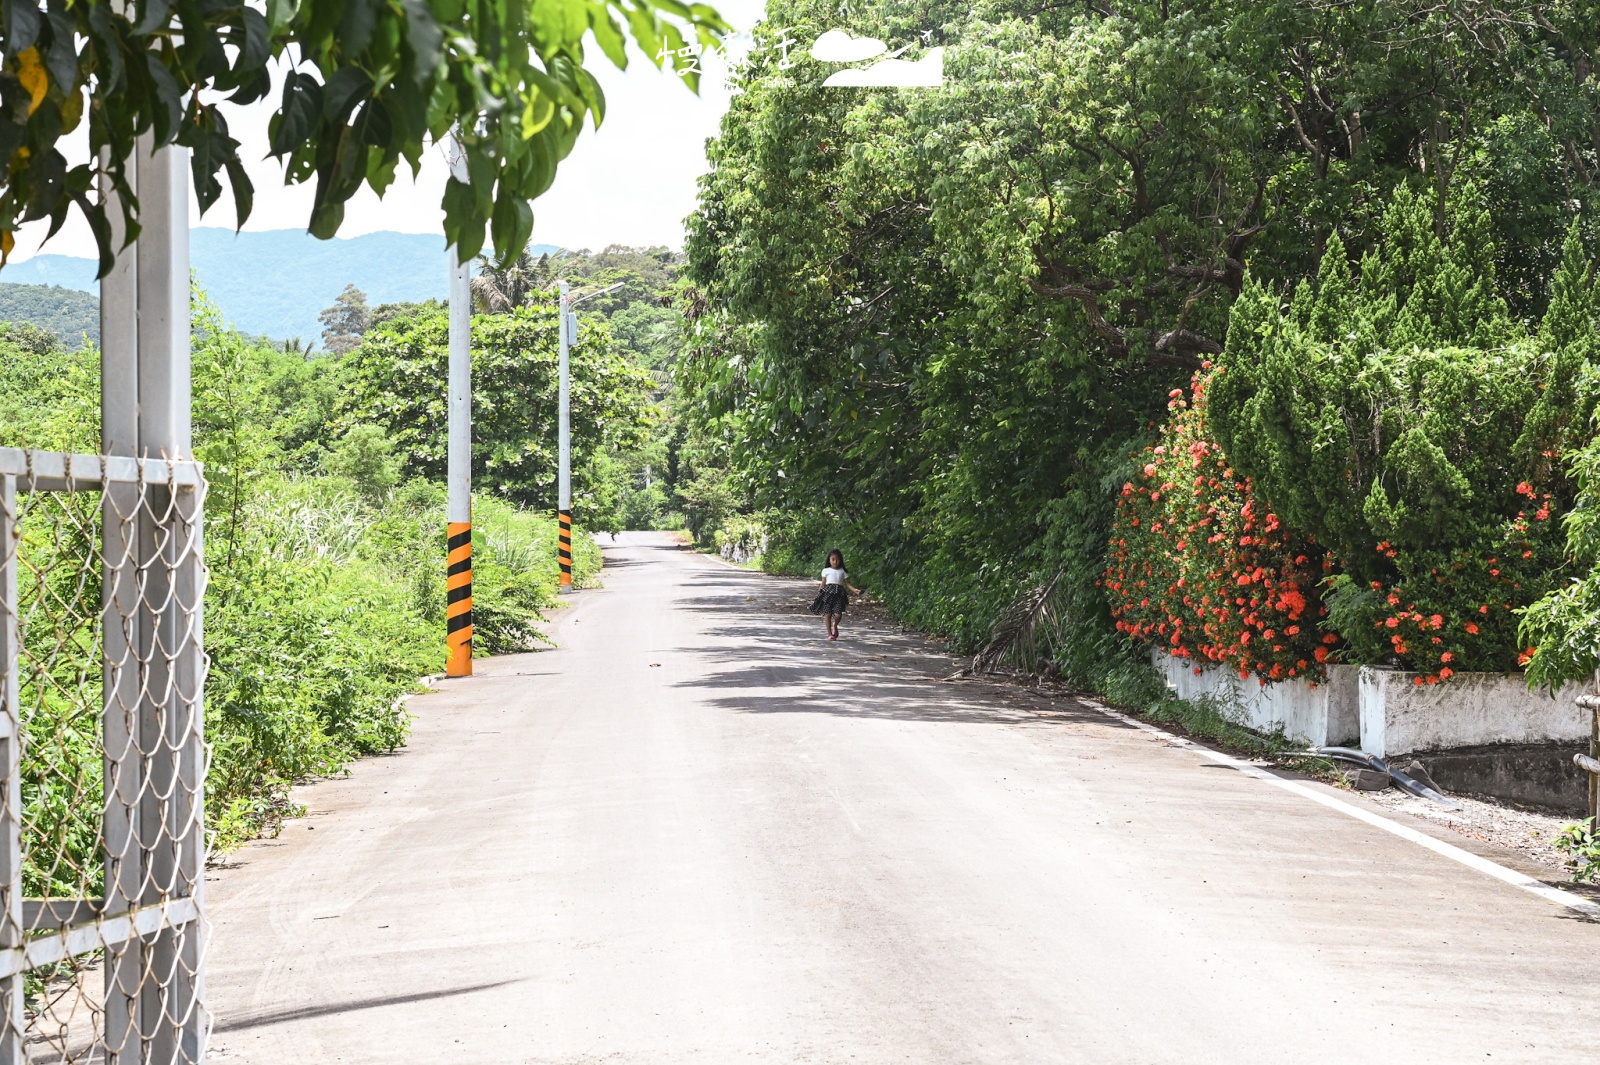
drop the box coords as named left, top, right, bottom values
left=811, top=584, right=849, bottom=615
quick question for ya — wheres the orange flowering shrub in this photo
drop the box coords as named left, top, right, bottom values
left=1340, top=482, right=1564, bottom=685
left=1106, top=370, right=1337, bottom=683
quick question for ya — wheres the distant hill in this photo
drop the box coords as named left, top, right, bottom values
left=0, top=283, right=99, bottom=349
left=2, top=229, right=562, bottom=344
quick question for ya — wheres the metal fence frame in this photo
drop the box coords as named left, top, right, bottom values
left=0, top=135, right=204, bottom=1063
left=0, top=450, right=207, bottom=1064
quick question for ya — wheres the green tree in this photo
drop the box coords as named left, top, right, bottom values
left=0, top=283, right=99, bottom=349
left=682, top=0, right=1600, bottom=674
left=0, top=323, right=95, bottom=449
left=318, top=284, right=371, bottom=354
left=471, top=252, right=556, bottom=313
left=325, top=423, right=402, bottom=499
left=1208, top=189, right=1595, bottom=676
left=1521, top=223, right=1600, bottom=689
left=370, top=299, right=441, bottom=329
left=608, top=300, right=680, bottom=369
left=338, top=303, right=656, bottom=520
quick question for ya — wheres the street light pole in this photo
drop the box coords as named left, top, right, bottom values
left=444, top=135, right=473, bottom=675
left=555, top=282, right=623, bottom=591
left=557, top=281, right=573, bottom=590
left=446, top=247, right=473, bottom=674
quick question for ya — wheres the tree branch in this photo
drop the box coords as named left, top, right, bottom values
left=1027, top=277, right=1128, bottom=353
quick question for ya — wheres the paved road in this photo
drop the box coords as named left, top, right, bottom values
left=206, top=533, right=1600, bottom=1063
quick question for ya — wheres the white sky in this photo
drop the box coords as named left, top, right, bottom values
left=10, top=0, right=767, bottom=261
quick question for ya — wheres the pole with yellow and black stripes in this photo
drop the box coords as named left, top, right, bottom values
left=554, top=280, right=618, bottom=588
left=446, top=239, right=473, bottom=675
left=558, top=279, right=573, bottom=591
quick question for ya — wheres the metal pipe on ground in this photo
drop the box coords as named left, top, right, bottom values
left=1309, top=747, right=1464, bottom=811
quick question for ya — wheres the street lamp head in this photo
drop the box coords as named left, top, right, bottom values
left=570, top=281, right=626, bottom=306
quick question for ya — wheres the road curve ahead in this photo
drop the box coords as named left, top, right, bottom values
left=206, top=532, right=1600, bottom=1064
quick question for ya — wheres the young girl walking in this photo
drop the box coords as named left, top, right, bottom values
left=810, top=549, right=863, bottom=641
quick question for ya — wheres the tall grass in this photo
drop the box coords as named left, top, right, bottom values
left=205, top=478, right=600, bottom=848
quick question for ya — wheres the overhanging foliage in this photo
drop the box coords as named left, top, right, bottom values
left=0, top=0, right=729, bottom=274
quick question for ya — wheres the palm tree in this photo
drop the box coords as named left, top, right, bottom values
left=471, top=251, right=565, bottom=312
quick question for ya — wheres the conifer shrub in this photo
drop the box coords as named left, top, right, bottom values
left=1209, top=189, right=1595, bottom=681
left=1520, top=230, right=1600, bottom=690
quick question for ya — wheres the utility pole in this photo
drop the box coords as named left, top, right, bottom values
left=445, top=137, right=473, bottom=675
left=558, top=281, right=573, bottom=590
left=555, top=282, right=621, bottom=591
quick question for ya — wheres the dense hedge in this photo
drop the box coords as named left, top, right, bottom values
left=1107, top=191, right=1599, bottom=688
left=1208, top=191, right=1593, bottom=680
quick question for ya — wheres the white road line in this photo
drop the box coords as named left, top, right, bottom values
left=1076, top=698, right=1600, bottom=919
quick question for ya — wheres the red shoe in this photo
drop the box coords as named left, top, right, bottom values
left=828, top=633, right=838, bottom=641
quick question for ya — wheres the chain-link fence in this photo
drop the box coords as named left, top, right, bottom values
left=0, top=448, right=207, bottom=1063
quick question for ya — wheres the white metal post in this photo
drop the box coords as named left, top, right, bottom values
left=100, top=144, right=144, bottom=1065
left=558, top=282, right=572, bottom=515
left=136, top=144, right=193, bottom=461
left=133, top=141, right=204, bottom=1065
left=448, top=252, right=472, bottom=522
left=557, top=282, right=573, bottom=588
left=446, top=248, right=473, bottom=675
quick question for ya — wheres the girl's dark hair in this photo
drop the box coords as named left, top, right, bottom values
left=827, top=548, right=846, bottom=569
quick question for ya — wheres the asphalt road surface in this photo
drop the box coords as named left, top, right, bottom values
left=206, top=532, right=1600, bottom=1063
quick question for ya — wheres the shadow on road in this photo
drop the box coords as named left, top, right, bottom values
left=214, top=979, right=527, bottom=1034
left=657, top=560, right=1115, bottom=730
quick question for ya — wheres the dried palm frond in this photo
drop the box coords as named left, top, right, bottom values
left=952, top=570, right=1066, bottom=679
left=471, top=251, right=568, bottom=313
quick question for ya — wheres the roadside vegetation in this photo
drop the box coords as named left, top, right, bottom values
left=318, top=245, right=690, bottom=533
left=676, top=0, right=1600, bottom=719
left=1, top=287, right=625, bottom=855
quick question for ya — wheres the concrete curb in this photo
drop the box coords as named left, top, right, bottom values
left=395, top=673, right=445, bottom=711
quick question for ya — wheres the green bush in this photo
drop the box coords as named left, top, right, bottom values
left=324, top=423, right=402, bottom=498
left=1210, top=189, right=1596, bottom=679
left=205, top=476, right=595, bottom=849
left=679, top=466, right=740, bottom=546
left=714, top=514, right=767, bottom=563
left=1521, top=229, right=1600, bottom=689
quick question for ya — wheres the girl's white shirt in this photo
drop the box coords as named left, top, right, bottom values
left=822, top=567, right=848, bottom=585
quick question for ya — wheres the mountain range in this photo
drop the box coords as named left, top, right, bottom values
left=1, top=229, right=562, bottom=345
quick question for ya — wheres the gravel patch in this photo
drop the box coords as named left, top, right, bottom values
left=1356, top=785, right=1582, bottom=878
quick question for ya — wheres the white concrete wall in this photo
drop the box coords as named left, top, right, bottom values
left=1152, top=651, right=1359, bottom=747
left=1358, top=667, right=1589, bottom=758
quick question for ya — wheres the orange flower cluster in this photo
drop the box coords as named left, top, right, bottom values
left=1105, top=371, right=1338, bottom=684
left=1361, top=481, right=1557, bottom=683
